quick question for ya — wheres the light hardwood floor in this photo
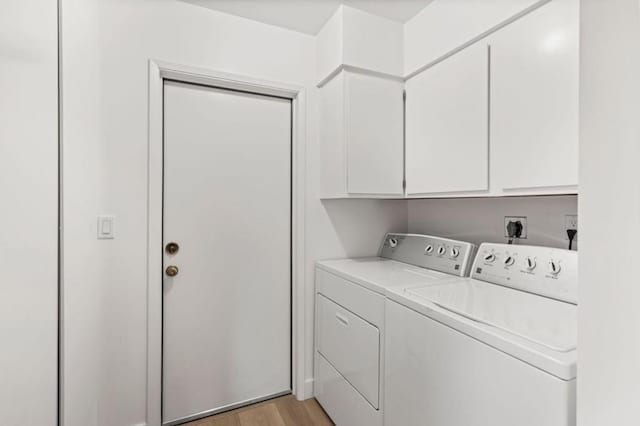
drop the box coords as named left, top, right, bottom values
left=184, top=395, right=334, bottom=426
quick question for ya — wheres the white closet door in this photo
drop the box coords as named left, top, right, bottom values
left=0, top=1, right=58, bottom=425
left=162, top=81, right=291, bottom=425
left=405, top=42, right=489, bottom=195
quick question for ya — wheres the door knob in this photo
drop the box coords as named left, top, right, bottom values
left=165, top=265, right=179, bottom=277
left=165, top=242, right=179, bottom=255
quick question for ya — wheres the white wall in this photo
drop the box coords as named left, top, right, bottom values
left=60, top=1, right=407, bottom=425
left=316, top=6, right=344, bottom=82
left=341, top=6, right=404, bottom=77
left=0, top=1, right=58, bottom=425
left=408, top=196, right=577, bottom=249
left=578, top=0, right=640, bottom=424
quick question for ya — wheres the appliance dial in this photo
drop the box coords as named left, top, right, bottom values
left=548, top=260, right=561, bottom=275
left=451, top=247, right=460, bottom=258
left=484, top=253, right=496, bottom=263
left=525, top=256, right=537, bottom=271
left=425, top=244, right=434, bottom=254
left=504, top=256, right=515, bottom=266
left=437, top=246, right=446, bottom=256
left=389, top=238, right=398, bottom=248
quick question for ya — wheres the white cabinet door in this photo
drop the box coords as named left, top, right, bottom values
left=319, top=69, right=404, bottom=197
left=491, top=0, right=579, bottom=191
left=345, top=71, right=404, bottom=195
left=319, top=71, right=346, bottom=197
left=405, top=42, right=489, bottom=195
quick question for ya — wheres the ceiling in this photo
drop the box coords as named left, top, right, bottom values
left=183, top=0, right=432, bottom=35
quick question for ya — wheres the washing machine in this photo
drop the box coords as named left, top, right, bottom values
left=385, top=242, right=577, bottom=426
left=313, top=233, right=477, bottom=426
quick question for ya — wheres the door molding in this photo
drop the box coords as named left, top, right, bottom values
left=146, top=60, right=307, bottom=426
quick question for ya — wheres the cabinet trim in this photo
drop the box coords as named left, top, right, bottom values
left=317, top=64, right=404, bottom=88
left=405, top=188, right=578, bottom=199
left=404, top=0, right=552, bottom=81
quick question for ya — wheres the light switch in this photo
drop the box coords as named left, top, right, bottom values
left=98, top=215, right=115, bottom=239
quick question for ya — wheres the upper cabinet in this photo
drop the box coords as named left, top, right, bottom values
left=320, top=69, right=404, bottom=197
left=404, top=0, right=578, bottom=198
left=317, top=6, right=405, bottom=198
left=491, top=0, right=579, bottom=192
left=405, top=42, right=489, bottom=196
left=317, top=0, right=578, bottom=199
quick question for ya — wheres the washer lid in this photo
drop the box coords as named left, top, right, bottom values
left=406, top=280, right=577, bottom=352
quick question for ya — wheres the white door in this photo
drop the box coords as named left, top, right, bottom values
left=162, top=81, right=292, bottom=425
left=405, top=42, right=489, bottom=196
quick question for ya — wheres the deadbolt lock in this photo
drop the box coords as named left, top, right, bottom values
left=165, top=242, right=179, bottom=255
left=165, top=265, right=179, bottom=277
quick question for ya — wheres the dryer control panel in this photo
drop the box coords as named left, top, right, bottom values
left=379, top=233, right=477, bottom=277
left=472, top=243, right=577, bottom=304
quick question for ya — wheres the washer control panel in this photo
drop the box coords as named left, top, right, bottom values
left=472, top=243, right=577, bottom=304
left=380, top=233, right=477, bottom=277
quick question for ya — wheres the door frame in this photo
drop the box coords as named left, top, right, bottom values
left=146, top=60, right=307, bottom=426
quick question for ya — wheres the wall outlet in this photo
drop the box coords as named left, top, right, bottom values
left=504, top=216, right=527, bottom=239
left=565, top=214, right=578, bottom=240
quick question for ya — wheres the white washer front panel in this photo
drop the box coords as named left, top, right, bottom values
left=384, top=299, right=576, bottom=426
left=386, top=281, right=576, bottom=380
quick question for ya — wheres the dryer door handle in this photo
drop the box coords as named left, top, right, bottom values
left=335, top=312, right=349, bottom=326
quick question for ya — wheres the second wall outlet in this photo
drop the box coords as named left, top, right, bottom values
left=504, top=216, right=527, bottom=239
left=565, top=214, right=578, bottom=240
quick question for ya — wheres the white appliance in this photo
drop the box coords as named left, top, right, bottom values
left=314, top=233, right=477, bottom=426
left=385, top=243, right=578, bottom=426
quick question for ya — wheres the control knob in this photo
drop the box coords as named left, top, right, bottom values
left=424, top=244, right=434, bottom=254
left=548, top=260, right=561, bottom=275
left=437, top=246, right=446, bottom=256
left=484, top=253, right=496, bottom=263
left=388, top=238, right=398, bottom=248
left=450, top=247, right=460, bottom=258
left=503, top=256, right=515, bottom=267
left=525, top=256, right=537, bottom=271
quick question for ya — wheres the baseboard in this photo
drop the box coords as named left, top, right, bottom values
left=304, top=377, right=314, bottom=400
left=295, top=377, right=314, bottom=401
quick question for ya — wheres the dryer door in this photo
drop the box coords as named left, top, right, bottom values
left=317, top=294, right=380, bottom=409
